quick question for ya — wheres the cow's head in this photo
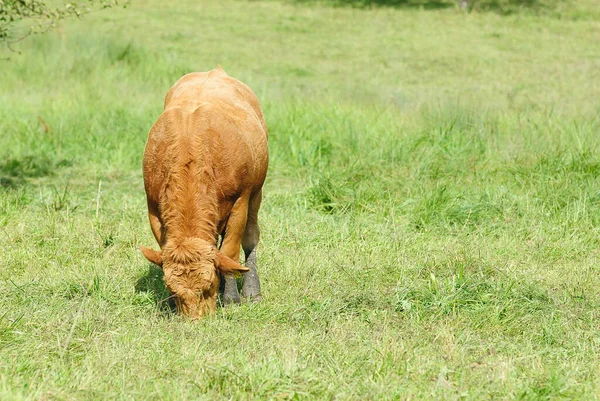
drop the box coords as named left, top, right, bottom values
left=140, top=238, right=248, bottom=318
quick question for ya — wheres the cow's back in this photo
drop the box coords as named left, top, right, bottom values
left=144, top=67, right=268, bottom=208
left=164, top=67, right=267, bottom=138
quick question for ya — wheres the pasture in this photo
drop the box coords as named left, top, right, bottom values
left=1, top=0, right=600, bottom=399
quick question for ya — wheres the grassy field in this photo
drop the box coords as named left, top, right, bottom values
left=1, top=0, right=600, bottom=399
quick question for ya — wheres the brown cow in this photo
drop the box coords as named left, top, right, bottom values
left=139, top=66, right=268, bottom=318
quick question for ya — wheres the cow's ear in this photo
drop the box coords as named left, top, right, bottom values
left=215, top=252, right=249, bottom=276
left=140, top=246, right=163, bottom=267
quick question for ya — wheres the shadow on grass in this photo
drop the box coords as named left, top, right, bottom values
left=293, top=0, right=453, bottom=9
left=292, top=0, right=553, bottom=14
left=469, top=0, right=553, bottom=14
left=0, top=155, right=72, bottom=188
left=135, top=264, right=177, bottom=315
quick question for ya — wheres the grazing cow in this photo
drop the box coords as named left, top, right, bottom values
left=140, top=66, right=268, bottom=318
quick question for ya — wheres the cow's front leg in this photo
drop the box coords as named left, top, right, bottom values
left=219, top=197, right=249, bottom=306
left=241, top=190, right=262, bottom=302
left=147, top=199, right=164, bottom=247
left=221, top=275, right=240, bottom=306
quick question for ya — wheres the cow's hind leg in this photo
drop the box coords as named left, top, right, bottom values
left=241, top=190, right=262, bottom=302
left=220, top=196, right=249, bottom=306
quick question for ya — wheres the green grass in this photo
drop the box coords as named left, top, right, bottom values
left=1, top=0, right=600, bottom=399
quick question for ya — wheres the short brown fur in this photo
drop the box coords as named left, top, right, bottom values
left=140, top=66, right=268, bottom=318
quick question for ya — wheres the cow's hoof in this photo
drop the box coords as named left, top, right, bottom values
left=222, top=295, right=241, bottom=306
left=242, top=293, right=262, bottom=304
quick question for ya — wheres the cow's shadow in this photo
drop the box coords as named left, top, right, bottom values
left=135, top=265, right=177, bottom=314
